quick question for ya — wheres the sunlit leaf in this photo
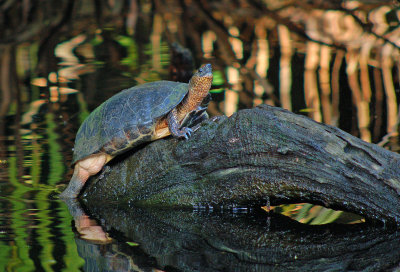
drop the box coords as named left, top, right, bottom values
left=299, top=108, right=315, bottom=113
left=212, top=70, right=224, bottom=85
left=210, top=88, right=225, bottom=94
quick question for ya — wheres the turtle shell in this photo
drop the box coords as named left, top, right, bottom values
left=72, top=81, right=188, bottom=164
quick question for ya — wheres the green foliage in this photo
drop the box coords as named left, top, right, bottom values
left=45, top=113, right=65, bottom=185
left=116, top=35, right=138, bottom=68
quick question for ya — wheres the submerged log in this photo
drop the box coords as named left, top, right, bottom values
left=78, top=204, right=400, bottom=271
left=82, top=105, right=400, bottom=224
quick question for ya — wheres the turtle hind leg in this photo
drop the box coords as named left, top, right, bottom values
left=59, top=167, right=87, bottom=199
left=59, top=153, right=110, bottom=199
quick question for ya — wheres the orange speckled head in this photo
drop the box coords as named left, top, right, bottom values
left=188, top=64, right=213, bottom=98
left=176, top=64, right=213, bottom=115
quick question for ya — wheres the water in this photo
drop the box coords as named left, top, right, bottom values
left=1, top=0, right=400, bottom=271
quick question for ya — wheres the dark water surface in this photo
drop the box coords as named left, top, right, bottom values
left=1, top=0, right=400, bottom=271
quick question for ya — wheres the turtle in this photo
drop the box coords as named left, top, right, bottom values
left=59, top=64, right=213, bottom=199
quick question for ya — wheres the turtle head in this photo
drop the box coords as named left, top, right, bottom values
left=188, top=64, right=213, bottom=97
left=196, top=63, right=212, bottom=78
left=175, top=64, right=213, bottom=122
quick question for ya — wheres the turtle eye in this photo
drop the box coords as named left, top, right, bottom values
left=198, top=64, right=212, bottom=75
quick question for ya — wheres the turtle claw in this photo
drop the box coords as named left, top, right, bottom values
left=181, top=127, right=193, bottom=140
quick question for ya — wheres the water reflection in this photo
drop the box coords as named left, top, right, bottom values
left=0, top=0, right=399, bottom=270
left=0, top=196, right=83, bottom=271
left=65, top=199, right=400, bottom=271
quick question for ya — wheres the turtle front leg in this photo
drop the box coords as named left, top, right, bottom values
left=185, top=111, right=209, bottom=132
left=167, top=108, right=192, bottom=139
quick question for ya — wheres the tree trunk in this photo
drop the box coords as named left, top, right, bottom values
left=82, top=105, right=400, bottom=225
